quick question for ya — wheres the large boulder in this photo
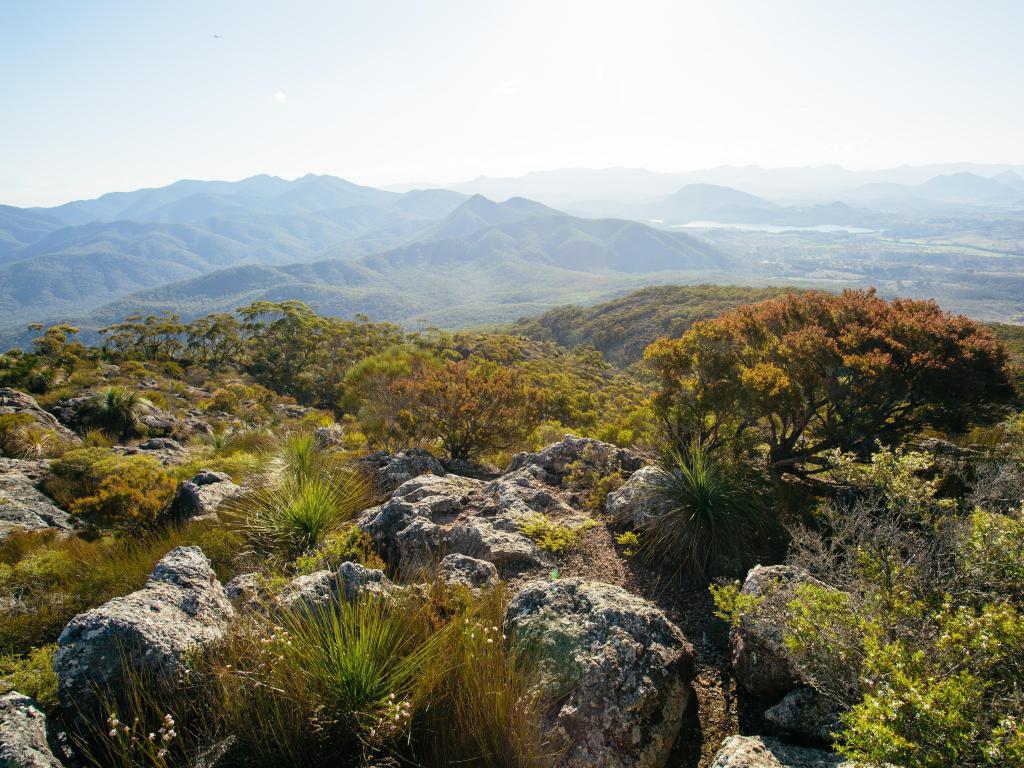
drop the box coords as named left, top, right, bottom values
left=506, top=578, right=693, bottom=768
left=52, top=547, right=234, bottom=719
left=764, top=687, right=845, bottom=745
left=0, top=388, right=80, bottom=446
left=162, top=470, right=241, bottom=525
left=710, top=735, right=852, bottom=768
left=114, top=437, right=188, bottom=465
left=0, top=692, right=63, bottom=768
left=605, top=465, right=669, bottom=528
left=438, top=553, right=499, bottom=592
left=0, top=458, right=73, bottom=539
left=732, top=565, right=826, bottom=700
left=275, top=562, right=396, bottom=613
left=507, top=435, right=643, bottom=487
left=358, top=448, right=446, bottom=494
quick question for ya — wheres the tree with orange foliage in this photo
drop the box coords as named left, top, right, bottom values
left=395, top=358, right=543, bottom=461
left=644, top=289, right=1014, bottom=480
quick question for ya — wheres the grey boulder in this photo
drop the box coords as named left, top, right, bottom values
left=0, top=458, right=73, bottom=540
left=52, top=547, right=234, bottom=719
left=710, top=735, right=853, bottom=768
left=507, top=434, right=643, bottom=487
left=358, top=448, right=446, bottom=494
left=0, top=692, right=63, bottom=768
left=506, top=578, right=693, bottom=768
left=275, top=562, right=396, bottom=612
left=0, top=388, right=80, bottom=446
left=765, top=687, right=845, bottom=745
left=163, top=470, right=241, bottom=525
left=438, top=553, right=499, bottom=592
left=605, top=465, right=669, bottom=528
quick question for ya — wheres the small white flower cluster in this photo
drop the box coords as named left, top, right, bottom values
left=367, top=692, right=413, bottom=744
left=105, top=712, right=177, bottom=762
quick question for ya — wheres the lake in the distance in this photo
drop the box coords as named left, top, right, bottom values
left=669, top=221, right=877, bottom=234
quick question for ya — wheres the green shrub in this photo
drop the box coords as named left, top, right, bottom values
left=519, top=514, right=595, bottom=555
left=294, top=524, right=386, bottom=574
left=0, top=643, right=58, bottom=708
left=645, top=441, right=770, bottom=579
left=45, top=448, right=177, bottom=534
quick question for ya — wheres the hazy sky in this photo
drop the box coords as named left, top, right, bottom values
left=2, top=0, right=1022, bottom=206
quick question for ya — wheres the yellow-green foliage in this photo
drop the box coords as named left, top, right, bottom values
left=709, top=580, right=764, bottom=629
left=0, top=644, right=58, bottom=708
left=294, top=524, right=386, bottom=574
left=45, top=448, right=177, bottom=534
left=519, top=513, right=595, bottom=555
left=614, top=530, right=640, bottom=556
left=0, top=523, right=243, bottom=655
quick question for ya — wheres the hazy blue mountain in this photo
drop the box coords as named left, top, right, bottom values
left=427, top=195, right=560, bottom=239
left=4, top=208, right=729, bottom=343
left=0, top=205, right=64, bottom=257
left=844, top=172, right=1022, bottom=208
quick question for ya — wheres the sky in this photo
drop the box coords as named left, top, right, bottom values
left=2, top=0, right=1023, bottom=206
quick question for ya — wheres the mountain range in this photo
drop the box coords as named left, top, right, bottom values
left=1, top=164, right=1022, bottom=347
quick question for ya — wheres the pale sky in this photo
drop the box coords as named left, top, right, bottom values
left=2, top=0, right=1022, bottom=206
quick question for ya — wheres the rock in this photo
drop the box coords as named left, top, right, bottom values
left=732, top=565, right=824, bottom=700
left=163, top=470, right=241, bottom=525
left=507, top=435, right=643, bottom=488
left=358, top=472, right=564, bottom=572
left=358, top=448, right=446, bottom=494
left=224, top=573, right=263, bottom=606
left=0, top=458, right=73, bottom=539
left=52, top=546, right=234, bottom=719
left=115, top=437, right=187, bottom=465
left=0, top=388, right=81, bottom=447
left=605, top=465, right=669, bottom=528
left=0, top=692, right=63, bottom=768
left=313, top=424, right=346, bottom=450
left=275, top=562, right=396, bottom=612
left=765, top=688, right=845, bottom=745
left=506, top=578, right=693, bottom=768
left=710, top=735, right=852, bottom=768
left=438, top=553, right=499, bottom=592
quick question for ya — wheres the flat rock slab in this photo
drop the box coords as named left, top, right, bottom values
left=711, top=735, right=855, bottom=768
left=0, top=457, right=73, bottom=539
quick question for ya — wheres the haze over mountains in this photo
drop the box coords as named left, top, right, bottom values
left=1, top=162, right=1023, bottom=346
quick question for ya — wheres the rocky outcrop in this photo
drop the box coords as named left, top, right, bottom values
left=358, top=448, right=446, bottom=494
left=114, top=437, right=188, bottom=465
left=605, top=465, right=669, bottom=528
left=0, top=388, right=80, bottom=446
left=0, top=458, right=73, bottom=539
left=765, top=688, right=845, bottom=745
left=52, top=547, right=234, bottom=719
left=275, top=562, right=396, bottom=613
left=0, top=692, right=63, bottom=768
left=506, top=578, right=693, bottom=768
left=358, top=438, right=629, bottom=574
left=224, top=572, right=263, bottom=606
left=163, top=470, right=241, bottom=525
left=438, top=553, right=498, bottom=592
left=710, top=735, right=852, bottom=768
left=732, top=565, right=826, bottom=700
left=507, top=435, right=643, bottom=487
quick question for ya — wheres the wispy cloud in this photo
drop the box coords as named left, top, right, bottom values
left=493, top=78, right=524, bottom=96
left=273, top=90, right=288, bottom=104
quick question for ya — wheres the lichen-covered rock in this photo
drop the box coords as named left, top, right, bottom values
left=710, top=735, right=852, bottom=768
left=438, top=553, right=499, bottom=592
left=52, top=547, right=234, bottom=718
left=114, top=437, right=187, bottom=465
left=358, top=471, right=570, bottom=571
left=0, top=458, right=73, bottom=539
left=314, top=424, right=346, bottom=450
left=507, top=435, right=643, bottom=488
left=275, top=562, right=396, bottom=612
left=605, top=465, right=669, bottom=528
left=506, top=578, right=693, bottom=768
left=224, top=572, right=263, bottom=606
left=732, top=565, right=825, bottom=699
left=0, top=692, right=63, bottom=768
left=765, top=687, right=845, bottom=745
left=163, top=470, right=241, bottom=525
left=0, top=388, right=80, bottom=446
left=358, top=448, right=446, bottom=493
